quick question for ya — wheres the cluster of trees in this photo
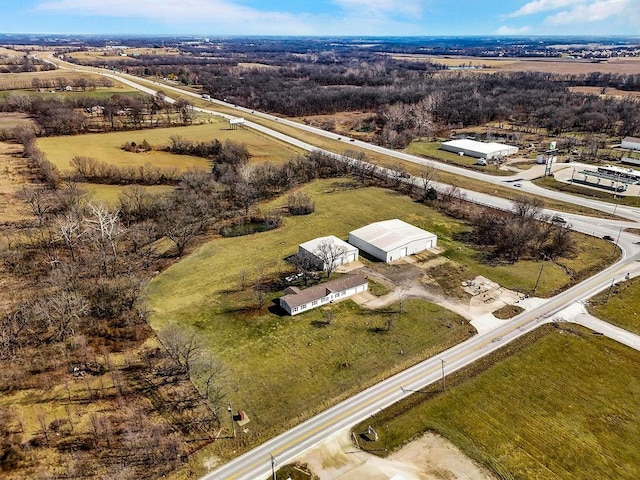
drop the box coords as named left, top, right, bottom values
left=70, top=155, right=181, bottom=186
left=70, top=44, right=640, bottom=145
left=0, top=55, right=55, bottom=74
left=1, top=91, right=196, bottom=137
left=472, top=197, right=576, bottom=263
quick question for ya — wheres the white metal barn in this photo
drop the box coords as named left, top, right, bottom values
left=299, top=235, right=358, bottom=271
left=348, top=219, right=437, bottom=263
left=621, top=136, right=640, bottom=151
left=441, top=139, right=519, bottom=159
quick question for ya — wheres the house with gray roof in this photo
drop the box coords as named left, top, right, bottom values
left=279, top=275, right=368, bottom=315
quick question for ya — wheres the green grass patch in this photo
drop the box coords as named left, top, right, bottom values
left=36, top=122, right=300, bottom=173
left=368, top=278, right=392, bottom=296
left=492, top=304, right=525, bottom=319
left=357, top=324, right=640, bottom=480
left=0, top=88, right=142, bottom=101
left=589, top=276, right=640, bottom=335
left=533, top=175, right=640, bottom=208
left=146, top=180, right=615, bottom=459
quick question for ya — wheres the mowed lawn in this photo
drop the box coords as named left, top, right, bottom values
left=360, top=326, right=640, bottom=480
left=146, top=180, right=614, bottom=444
left=36, top=122, right=300, bottom=173
left=589, top=276, right=640, bottom=335
left=146, top=182, right=476, bottom=438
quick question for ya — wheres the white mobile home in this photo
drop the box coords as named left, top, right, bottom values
left=348, top=219, right=437, bottom=263
left=279, top=275, right=368, bottom=315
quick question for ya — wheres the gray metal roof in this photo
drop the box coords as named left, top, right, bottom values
left=280, top=275, right=368, bottom=309
left=349, top=219, right=435, bottom=253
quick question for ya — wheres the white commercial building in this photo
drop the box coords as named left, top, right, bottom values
left=621, top=136, right=640, bottom=151
left=441, top=139, right=519, bottom=159
left=299, top=235, right=358, bottom=271
left=348, top=219, right=437, bottom=263
left=279, top=275, right=368, bottom=315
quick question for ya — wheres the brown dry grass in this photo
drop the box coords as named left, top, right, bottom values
left=569, top=86, right=640, bottom=98
left=392, top=53, right=640, bottom=76
left=0, top=142, right=33, bottom=223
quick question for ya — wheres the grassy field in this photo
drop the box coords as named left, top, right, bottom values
left=36, top=121, right=301, bottom=173
left=534, top=175, right=640, bottom=208
left=589, top=276, right=640, bottom=335
left=145, top=179, right=615, bottom=463
left=357, top=324, right=640, bottom=480
left=0, top=87, right=141, bottom=101
left=0, top=69, right=111, bottom=88
left=146, top=182, right=476, bottom=444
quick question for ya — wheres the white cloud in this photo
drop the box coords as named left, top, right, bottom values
left=35, top=0, right=315, bottom=34
left=496, top=25, right=532, bottom=34
left=506, top=0, right=583, bottom=18
left=545, top=0, right=628, bottom=25
left=332, top=0, right=424, bottom=17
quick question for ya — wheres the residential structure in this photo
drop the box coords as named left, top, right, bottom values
left=279, top=275, right=368, bottom=315
left=441, top=139, right=519, bottom=159
left=298, top=235, right=358, bottom=271
left=621, top=136, right=640, bottom=151
left=348, top=219, right=437, bottom=263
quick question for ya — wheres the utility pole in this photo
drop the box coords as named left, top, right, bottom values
left=533, top=264, right=544, bottom=295
left=270, top=453, right=277, bottom=480
left=440, top=359, right=447, bottom=392
left=228, top=401, right=236, bottom=438
left=606, top=277, right=616, bottom=302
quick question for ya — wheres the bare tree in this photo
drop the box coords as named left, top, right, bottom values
left=19, top=186, right=55, bottom=226
left=314, top=239, right=348, bottom=277
left=159, top=326, right=202, bottom=376
left=512, top=196, right=544, bottom=223
left=290, top=252, right=316, bottom=285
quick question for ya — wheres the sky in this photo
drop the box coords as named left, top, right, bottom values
left=0, top=0, right=638, bottom=37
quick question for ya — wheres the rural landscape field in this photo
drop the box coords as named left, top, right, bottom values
left=1, top=11, right=640, bottom=480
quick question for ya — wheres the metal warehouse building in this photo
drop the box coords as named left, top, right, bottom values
left=621, top=136, right=640, bottom=151
left=348, top=219, right=437, bottom=263
left=441, top=139, right=519, bottom=159
left=299, top=235, right=358, bottom=271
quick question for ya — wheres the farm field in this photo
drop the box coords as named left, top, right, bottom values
left=36, top=121, right=301, bottom=173
left=146, top=179, right=614, bottom=461
left=357, top=324, right=640, bottom=480
left=0, top=69, right=114, bottom=89
left=393, top=54, right=640, bottom=75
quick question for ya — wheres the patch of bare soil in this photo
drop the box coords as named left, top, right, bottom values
left=296, top=429, right=496, bottom=480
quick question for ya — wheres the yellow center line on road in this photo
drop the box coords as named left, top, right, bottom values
left=222, top=324, right=525, bottom=479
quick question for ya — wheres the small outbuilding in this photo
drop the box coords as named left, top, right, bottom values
left=279, top=274, right=368, bottom=315
left=348, top=219, right=437, bottom=263
left=621, top=136, right=640, bottom=151
left=441, top=139, right=519, bottom=159
left=298, top=235, right=358, bottom=271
